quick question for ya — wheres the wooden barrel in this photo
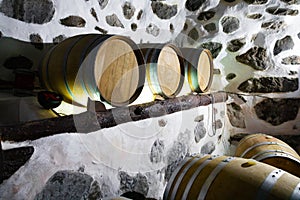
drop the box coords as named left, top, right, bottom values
left=180, top=48, right=214, bottom=93
left=140, top=43, right=184, bottom=99
left=235, top=133, right=300, bottom=177
left=163, top=155, right=300, bottom=200
left=39, top=34, right=145, bottom=107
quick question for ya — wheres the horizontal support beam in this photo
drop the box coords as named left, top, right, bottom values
left=0, top=92, right=228, bottom=142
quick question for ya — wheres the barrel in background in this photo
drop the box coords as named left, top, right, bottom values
left=163, top=155, right=300, bottom=200
left=235, top=133, right=300, bottom=177
left=140, top=43, right=185, bottom=99
left=180, top=48, right=214, bottom=93
left=39, top=34, right=145, bottom=107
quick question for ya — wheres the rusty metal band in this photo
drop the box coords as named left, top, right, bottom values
left=256, top=169, right=285, bottom=200
left=197, top=157, right=235, bottom=200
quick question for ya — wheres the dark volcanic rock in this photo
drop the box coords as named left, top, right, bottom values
left=227, top=103, right=246, bottom=128
left=201, top=42, right=222, bottom=58
left=29, top=33, right=43, bottom=49
left=266, top=7, right=299, bottom=16
left=122, top=2, right=135, bottom=20
left=137, top=9, right=143, bottom=20
left=0, top=0, right=54, bottom=24
left=282, top=55, right=300, bottom=65
left=261, top=20, right=285, bottom=31
left=53, top=35, right=66, bottom=44
left=247, top=13, right=263, bottom=19
left=90, top=7, right=98, bottom=21
left=273, top=35, right=294, bottom=56
left=201, top=141, right=216, bottom=154
left=118, top=172, right=149, bottom=196
left=106, top=14, right=124, bottom=28
left=131, top=23, right=137, bottom=31
left=151, top=1, right=177, bottom=19
left=146, top=23, right=160, bottom=37
left=98, top=0, right=109, bottom=9
left=194, top=121, right=206, bottom=143
left=150, top=139, right=165, bottom=163
left=255, top=99, right=300, bottom=126
left=3, top=55, right=33, bottom=69
left=204, top=23, right=217, bottom=33
left=221, top=16, right=240, bottom=34
left=226, top=73, right=237, bottom=81
left=95, top=26, right=108, bottom=34
left=170, top=23, right=174, bottom=33
left=238, top=77, right=299, bottom=93
left=244, top=0, right=268, bottom=4
left=34, top=170, right=94, bottom=200
left=60, top=16, right=86, bottom=27
left=188, top=27, right=199, bottom=44
left=236, top=46, right=269, bottom=70
left=198, top=10, right=215, bottom=21
left=227, top=38, right=246, bottom=52
left=185, top=0, right=206, bottom=11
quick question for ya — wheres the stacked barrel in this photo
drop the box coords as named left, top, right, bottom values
left=39, top=33, right=214, bottom=107
left=164, top=133, right=300, bottom=200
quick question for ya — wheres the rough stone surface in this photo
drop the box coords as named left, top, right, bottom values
left=236, top=46, right=269, bottom=70
left=255, top=99, right=300, bottom=126
left=282, top=55, right=300, bottom=65
left=90, top=7, right=98, bottom=21
left=238, top=77, right=299, bottom=93
left=122, top=2, right=135, bottom=20
left=194, top=121, right=206, bottom=143
left=227, top=103, right=246, bottom=128
left=150, top=139, right=165, bottom=163
left=3, top=55, right=33, bottom=69
left=247, top=13, right=263, bottom=19
left=185, top=0, right=206, bottom=11
left=137, top=10, right=143, bottom=20
left=34, top=170, right=94, bottom=200
left=194, top=115, right=204, bottom=122
left=0, top=0, right=54, bottom=24
left=106, top=14, right=124, bottom=28
left=95, top=26, right=108, bottom=34
left=197, top=10, right=216, bottom=21
left=244, top=0, right=268, bottom=4
left=131, top=23, right=137, bottom=31
left=53, top=35, right=66, bottom=44
left=146, top=23, right=160, bottom=37
left=221, top=16, right=240, bottom=34
left=204, top=23, right=217, bottom=33
left=118, top=172, right=149, bottom=196
left=151, top=1, right=177, bottom=20
left=261, top=20, right=285, bottom=31
left=29, top=33, right=43, bottom=49
left=201, top=42, right=222, bottom=58
left=213, top=119, right=223, bottom=130
left=227, top=38, right=246, bottom=52
left=60, top=16, right=86, bottom=27
left=87, top=180, right=103, bottom=200
left=170, top=23, right=174, bottom=33
left=98, top=0, right=108, bottom=9
left=188, top=27, right=199, bottom=44
left=266, top=7, right=299, bottom=16
left=280, top=0, right=298, bottom=3
left=226, top=73, right=237, bottom=81
left=273, top=35, right=294, bottom=56
left=200, top=141, right=216, bottom=154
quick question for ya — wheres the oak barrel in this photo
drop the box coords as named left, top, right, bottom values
left=40, top=34, right=145, bottom=107
left=163, top=155, right=300, bottom=200
left=235, top=133, right=300, bottom=177
left=140, top=43, right=184, bottom=99
left=180, top=48, right=214, bottom=93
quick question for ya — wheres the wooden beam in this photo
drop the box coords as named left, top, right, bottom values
left=0, top=92, right=228, bottom=142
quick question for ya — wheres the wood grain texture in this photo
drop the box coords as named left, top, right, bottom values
left=0, top=92, right=227, bottom=142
